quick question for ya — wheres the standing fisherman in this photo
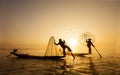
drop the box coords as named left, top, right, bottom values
left=86, top=38, right=95, bottom=54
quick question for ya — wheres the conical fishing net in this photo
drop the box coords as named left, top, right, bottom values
left=79, top=32, right=95, bottom=46
left=45, top=36, right=62, bottom=56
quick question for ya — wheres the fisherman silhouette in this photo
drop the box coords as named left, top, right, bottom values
left=7, top=49, right=18, bottom=57
left=55, top=38, right=75, bottom=59
left=86, top=38, right=95, bottom=54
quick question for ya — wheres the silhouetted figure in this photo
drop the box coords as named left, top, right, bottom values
left=86, top=38, right=95, bottom=54
left=7, top=49, right=18, bottom=57
left=55, top=38, right=75, bottom=59
left=12, top=49, right=18, bottom=53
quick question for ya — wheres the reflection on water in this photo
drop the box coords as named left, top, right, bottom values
left=0, top=50, right=120, bottom=75
left=0, top=56, right=98, bottom=75
left=60, top=57, right=98, bottom=75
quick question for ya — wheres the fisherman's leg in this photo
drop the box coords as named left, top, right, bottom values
left=66, top=46, right=72, bottom=52
left=66, top=46, right=75, bottom=59
left=89, top=47, right=92, bottom=54
left=63, top=48, right=66, bottom=57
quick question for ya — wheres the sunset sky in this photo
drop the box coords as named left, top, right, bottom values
left=0, top=0, right=120, bottom=55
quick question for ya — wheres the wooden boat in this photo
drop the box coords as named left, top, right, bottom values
left=9, top=48, right=91, bottom=59
left=11, top=52, right=65, bottom=59
left=72, top=53, right=91, bottom=57
left=73, top=53, right=91, bottom=56
left=66, top=52, right=91, bottom=56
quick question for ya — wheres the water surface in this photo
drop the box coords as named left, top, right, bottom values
left=0, top=50, right=119, bottom=75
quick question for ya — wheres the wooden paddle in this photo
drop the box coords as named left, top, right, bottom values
left=94, top=46, right=102, bottom=58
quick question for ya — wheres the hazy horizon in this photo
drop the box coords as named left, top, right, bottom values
left=0, top=0, right=120, bottom=55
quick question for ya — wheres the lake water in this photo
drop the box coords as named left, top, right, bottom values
left=0, top=50, right=120, bottom=75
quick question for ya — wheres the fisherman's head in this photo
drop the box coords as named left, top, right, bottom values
left=88, top=38, right=91, bottom=41
left=59, top=38, right=62, bottom=41
left=13, top=49, right=18, bottom=52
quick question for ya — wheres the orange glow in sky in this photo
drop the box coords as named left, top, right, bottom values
left=68, top=39, right=77, bottom=53
left=68, top=39, right=77, bottom=47
left=0, top=0, right=120, bottom=55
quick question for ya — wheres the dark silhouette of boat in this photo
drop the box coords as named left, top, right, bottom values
left=66, top=52, right=91, bottom=57
left=11, top=52, right=65, bottom=59
left=73, top=53, right=91, bottom=56
left=10, top=52, right=91, bottom=59
left=8, top=48, right=91, bottom=59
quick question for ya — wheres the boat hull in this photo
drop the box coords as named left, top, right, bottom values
left=11, top=52, right=65, bottom=59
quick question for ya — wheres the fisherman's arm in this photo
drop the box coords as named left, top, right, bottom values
left=63, top=40, right=65, bottom=43
left=54, top=42, right=59, bottom=45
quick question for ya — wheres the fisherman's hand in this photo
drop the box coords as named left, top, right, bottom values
left=54, top=42, right=58, bottom=45
left=54, top=42, right=56, bottom=45
left=69, top=49, right=73, bottom=52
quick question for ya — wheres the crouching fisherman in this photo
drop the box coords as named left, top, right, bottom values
left=7, top=49, right=18, bottom=57
left=54, top=38, right=75, bottom=59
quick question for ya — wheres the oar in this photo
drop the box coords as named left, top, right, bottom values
left=94, top=46, right=102, bottom=58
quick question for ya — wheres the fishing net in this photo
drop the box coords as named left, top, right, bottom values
left=79, top=32, right=95, bottom=46
left=45, top=36, right=62, bottom=56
